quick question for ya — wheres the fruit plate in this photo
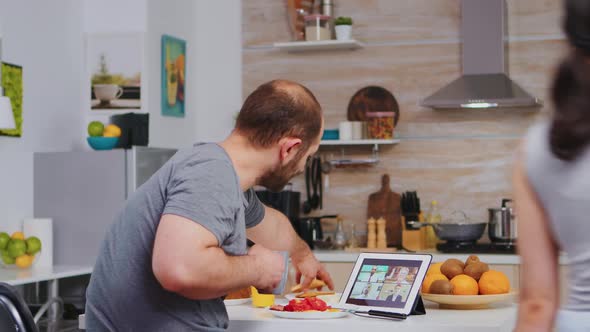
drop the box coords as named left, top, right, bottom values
left=422, top=291, right=517, bottom=309
left=224, top=298, right=251, bottom=306
left=284, top=293, right=342, bottom=305
left=267, top=308, right=348, bottom=320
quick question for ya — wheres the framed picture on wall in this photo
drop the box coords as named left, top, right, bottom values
left=85, top=33, right=144, bottom=112
left=161, top=35, right=186, bottom=118
left=0, top=62, right=23, bottom=137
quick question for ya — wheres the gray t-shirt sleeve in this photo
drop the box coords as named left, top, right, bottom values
left=244, top=188, right=265, bottom=228
left=162, top=160, right=238, bottom=246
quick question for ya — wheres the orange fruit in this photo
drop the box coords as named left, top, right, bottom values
left=426, top=262, right=443, bottom=276
left=15, top=254, right=33, bottom=268
left=11, top=232, right=25, bottom=240
left=478, top=270, right=510, bottom=295
left=421, top=273, right=448, bottom=293
left=103, top=124, right=122, bottom=138
left=450, top=274, right=479, bottom=295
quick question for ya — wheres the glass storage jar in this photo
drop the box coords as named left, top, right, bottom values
left=366, top=112, right=395, bottom=139
left=304, top=14, right=332, bottom=41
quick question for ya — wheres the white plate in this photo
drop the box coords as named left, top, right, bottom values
left=268, top=309, right=348, bottom=319
left=284, top=293, right=342, bottom=305
left=224, top=298, right=251, bottom=306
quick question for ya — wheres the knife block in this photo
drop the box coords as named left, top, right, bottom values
left=401, top=216, right=427, bottom=251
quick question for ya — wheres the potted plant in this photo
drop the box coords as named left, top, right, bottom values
left=334, top=16, right=353, bottom=40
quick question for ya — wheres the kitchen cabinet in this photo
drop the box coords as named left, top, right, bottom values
left=284, top=262, right=356, bottom=293
left=302, top=250, right=570, bottom=305
left=303, top=263, right=516, bottom=294
left=319, top=262, right=352, bottom=292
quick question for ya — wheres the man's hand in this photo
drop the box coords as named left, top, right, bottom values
left=292, top=251, right=334, bottom=291
left=247, top=244, right=285, bottom=293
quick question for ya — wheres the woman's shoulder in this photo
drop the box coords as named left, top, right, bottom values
left=525, top=121, right=550, bottom=146
left=523, top=120, right=552, bottom=165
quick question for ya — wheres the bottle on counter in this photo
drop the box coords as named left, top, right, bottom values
left=334, top=217, right=348, bottom=250
left=376, top=217, right=387, bottom=249
left=424, top=200, right=441, bottom=249
left=367, top=218, right=377, bottom=249
left=347, top=223, right=359, bottom=249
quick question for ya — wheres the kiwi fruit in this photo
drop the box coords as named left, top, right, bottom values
left=463, top=262, right=489, bottom=281
left=465, top=255, right=480, bottom=266
left=440, top=259, right=465, bottom=280
left=429, top=280, right=454, bottom=295
left=445, top=258, right=465, bottom=269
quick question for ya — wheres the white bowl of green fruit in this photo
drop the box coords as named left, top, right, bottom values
left=0, top=231, right=42, bottom=269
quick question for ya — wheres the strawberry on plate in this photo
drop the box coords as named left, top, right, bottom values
left=269, top=305, right=285, bottom=312
left=283, top=297, right=331, bottom=312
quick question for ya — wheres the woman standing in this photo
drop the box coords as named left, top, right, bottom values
left=514, top=0, right=590, bottom=330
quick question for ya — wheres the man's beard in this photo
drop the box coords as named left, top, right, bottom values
left=258, top=155, right=304, bottom=192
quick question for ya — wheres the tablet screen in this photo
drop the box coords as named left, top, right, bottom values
left=345, top=258, right=422, bottom=309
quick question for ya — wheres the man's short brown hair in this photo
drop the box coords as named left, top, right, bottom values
left=235, top=80, right=322, bottom=149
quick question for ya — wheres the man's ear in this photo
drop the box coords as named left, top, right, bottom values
left=279, top=137, right=302, bottom=163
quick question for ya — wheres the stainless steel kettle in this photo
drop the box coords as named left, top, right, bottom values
left=488, top=199, right=517, bottom=244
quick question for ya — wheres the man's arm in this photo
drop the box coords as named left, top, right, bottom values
left=246, top=206, right=334, bottom=290
left=152, top=214, right=285, bottom=300
left=513, top=152, right=559, bottom=331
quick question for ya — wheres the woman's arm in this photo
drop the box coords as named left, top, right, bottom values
left=513, top=145, right=560, bottom=331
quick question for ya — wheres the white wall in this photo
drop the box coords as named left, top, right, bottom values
left=147, top=0, right=242, bottom=148
left=0, top=0, right=243, bottom=230
left=84, top=0, right=146, bottom=33
left=146, top=0, right=198, bottom=149
left=82, top=0, right=148, bottom=149
left=193, top=0, right=242, bottom=142
left=0, top=0, right=85, bottom=232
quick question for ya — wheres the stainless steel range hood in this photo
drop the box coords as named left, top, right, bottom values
left=421, top=0, right=541, bottom=109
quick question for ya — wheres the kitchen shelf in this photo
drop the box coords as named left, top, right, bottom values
left=328, top=158, right=379, bottom=168
left=273, top=39, right=363, bottom=52
left=319, top=139, right=399, bottom=168
left=320, top=139, right=400, bottom=146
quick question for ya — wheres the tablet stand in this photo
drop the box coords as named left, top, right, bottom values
left=410, top=294, right=426, bottom=315
left=366, top=294, right=426, bottom=320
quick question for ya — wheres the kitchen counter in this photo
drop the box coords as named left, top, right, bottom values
left=226, top=301, right=517, bottom=332
left=0, top=265, right=93, bottom=285
left=79, top=301, right=516, bottom=331
left=312, top=250, right=568, bottom=265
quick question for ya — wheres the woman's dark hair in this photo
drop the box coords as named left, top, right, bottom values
left=235, top=80, right=322, bottom=151
left=549, top=0, right=590, bottom=161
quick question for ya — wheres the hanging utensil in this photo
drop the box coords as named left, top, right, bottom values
left=316, top=156, right=323, bottom=209
left=302, top=158, right=313, bottom=214
left=310, top=156, right=320, bottom=210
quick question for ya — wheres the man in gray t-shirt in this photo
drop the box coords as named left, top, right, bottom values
left=86, top=80, right=332, bottom=331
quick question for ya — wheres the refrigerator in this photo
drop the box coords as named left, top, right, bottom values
left=34, top=147, right=177, bottom=266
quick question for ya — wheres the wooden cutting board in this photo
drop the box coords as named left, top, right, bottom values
left=367, top=174, right=402, bottom=247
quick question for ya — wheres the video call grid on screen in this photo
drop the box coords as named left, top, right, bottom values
left=346, top=258, right=422, bottom=309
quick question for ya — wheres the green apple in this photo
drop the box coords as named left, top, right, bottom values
left=0, top=232, right=9, bottom=250
left=1, top=249, right=15, bottom=265
left=87, top=121, right=104, bottom=137
left=7, top=239, right=26, bottom=258
left=25, top=236, right=42, bottom=255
